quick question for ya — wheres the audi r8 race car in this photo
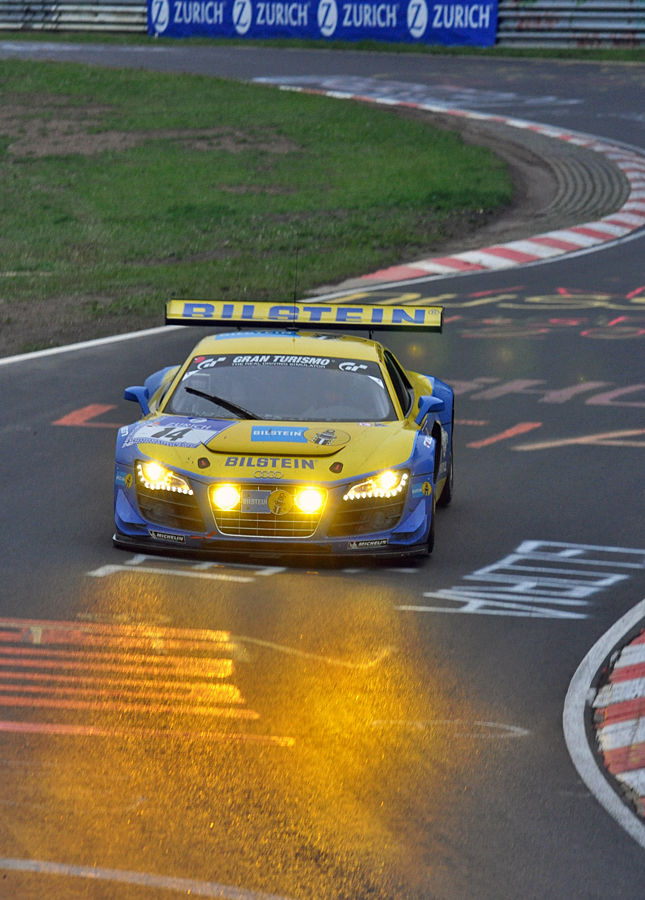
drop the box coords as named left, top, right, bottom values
left=113, top=299, right=453, bottom=558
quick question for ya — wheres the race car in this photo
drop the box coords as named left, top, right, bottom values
left=113, top=299, right=453, bottom=558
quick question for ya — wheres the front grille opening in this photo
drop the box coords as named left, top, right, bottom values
left=136, top=480, right=205, bottom=533
left=328, top=494, right=406, bottom=538
left=212, top=485, right=324, bottom=539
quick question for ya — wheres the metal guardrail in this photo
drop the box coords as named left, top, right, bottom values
left=0, top=0, right=642, bottom=45
left=497, top=0, right=645, bottom=47
left=0, top=0, right=146, bottom=31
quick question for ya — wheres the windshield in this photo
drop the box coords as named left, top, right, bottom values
left=166, top=353, right=397, bottom=422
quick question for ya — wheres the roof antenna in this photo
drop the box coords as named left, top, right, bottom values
left=288, top=243, right=300, bottom=332
left=293, top=245, right=299, bottom=305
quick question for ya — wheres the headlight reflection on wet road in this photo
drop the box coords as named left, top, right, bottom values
left=0, top=567, right=505, bottom=900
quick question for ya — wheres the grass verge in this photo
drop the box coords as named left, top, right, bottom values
left=0, top=58, right=511, bottom=353
left=1, top=30, right=645, bottom=63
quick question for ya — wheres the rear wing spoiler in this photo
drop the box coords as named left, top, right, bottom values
left=165, top=299, right=443, bottom=333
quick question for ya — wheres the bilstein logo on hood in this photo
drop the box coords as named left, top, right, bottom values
left=250, top=426, right=350, bottom=447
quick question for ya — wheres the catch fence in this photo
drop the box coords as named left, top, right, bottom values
left=0, top=0, right=643, bottom=48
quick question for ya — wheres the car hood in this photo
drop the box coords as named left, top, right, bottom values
left=134, top=418, right=417, bottom=483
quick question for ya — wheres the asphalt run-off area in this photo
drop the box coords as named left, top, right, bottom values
left=1, top=40, right=645, bottom=900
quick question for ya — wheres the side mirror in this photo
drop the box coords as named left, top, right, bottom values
left=415, top=394, right=445, bottom=426
left=144, top=365, right=180, bottom=399
left=124, top=385, right=150, bottom=416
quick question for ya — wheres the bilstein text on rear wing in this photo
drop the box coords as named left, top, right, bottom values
left=165, top=299, right=443, bottom=333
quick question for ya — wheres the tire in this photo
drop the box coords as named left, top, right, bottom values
left=436, top=451, right=453, bottom=508
left=426, top=498, right=436, bottom=554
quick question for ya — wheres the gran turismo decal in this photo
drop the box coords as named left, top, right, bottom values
left=193, top=356, right=227, bottom=369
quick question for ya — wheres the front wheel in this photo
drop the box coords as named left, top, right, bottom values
left=436, top=452, right=453, bottom=508
left=426, top=498, right=436, bottom=554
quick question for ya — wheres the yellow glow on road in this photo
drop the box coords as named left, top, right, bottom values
left=24, top=558, right=496, bottom=900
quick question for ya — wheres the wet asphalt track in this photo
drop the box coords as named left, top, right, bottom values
left=1, top=43, right=645, bottom=900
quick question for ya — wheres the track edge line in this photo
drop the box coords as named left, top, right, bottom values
left=563, top=595, right=645, bottom=849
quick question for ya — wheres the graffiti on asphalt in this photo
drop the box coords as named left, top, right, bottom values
left=396, top=540, right=645, bottom=619
left=448, top=377, right=645, bottom=407
left=336, top=286, right=645, bottom=339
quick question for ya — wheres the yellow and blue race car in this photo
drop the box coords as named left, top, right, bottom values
left=113, top=300, right=452, bottom=559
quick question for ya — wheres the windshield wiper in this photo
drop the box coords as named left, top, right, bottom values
left=184, top=386, right=260, bottom=420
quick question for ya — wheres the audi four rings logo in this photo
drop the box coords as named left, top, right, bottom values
left=254, top=470, right=284, bottom=479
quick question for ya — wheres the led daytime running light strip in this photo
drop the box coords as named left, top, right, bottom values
left=136, top=463, right=193, bottom=495
left=343, top=472, right=408, bottom=501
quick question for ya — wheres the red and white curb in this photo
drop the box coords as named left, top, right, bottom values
left=594, top=629, right=645, bottom=816
left=564, top=595, right=645, bottom=850
left=278, top=84, right=645, bottom=283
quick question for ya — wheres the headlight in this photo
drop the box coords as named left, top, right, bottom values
left=295, top=487, right=326, bottom=514
left=211, top=484, right=241, bottom=511
left=343, top=470, right=408, bottom=500
left=136, top=461, right=193, bottom=495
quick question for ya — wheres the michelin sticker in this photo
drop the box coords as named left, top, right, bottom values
left=348, top=538, right=389, bottom=549
left=149, top=530, right=187, bottom=543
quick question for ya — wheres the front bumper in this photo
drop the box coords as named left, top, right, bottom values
left=114, top=466, right=432, bottom=559
left=112, top=531, right=429, bottom=560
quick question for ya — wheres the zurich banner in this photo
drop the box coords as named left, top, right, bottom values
left=148, top=0, right=497, bottom=46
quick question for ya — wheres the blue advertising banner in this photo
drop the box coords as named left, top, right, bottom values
left=148, top=0, right=497, bottom=46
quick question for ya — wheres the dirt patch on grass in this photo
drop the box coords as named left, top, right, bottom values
left=0, top=94, right=301, bottom=157
left=0, top=292, right=157, bottom=357
left=134, top=246, right=241, bottom=267
left=217, top=184, right=296, bottom=194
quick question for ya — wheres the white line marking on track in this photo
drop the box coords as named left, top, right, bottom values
left=0, top=858, right=293, bottom=899
left=124, top=554, right=285, bottom=577
left=370, top=719, right=530, bottom=738
left=563, top=594, right=645, bottom=850
left=234, top=637, right=394, bottom=669
left=0, top=324, right=183, bottom=367
left=87, top=565, right=254, bottom=584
